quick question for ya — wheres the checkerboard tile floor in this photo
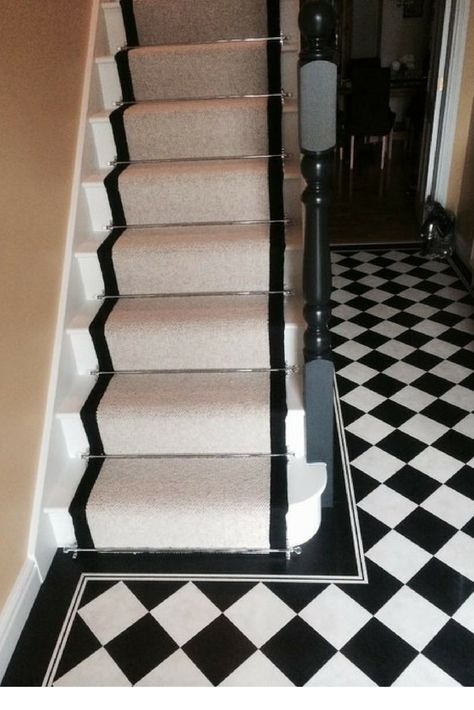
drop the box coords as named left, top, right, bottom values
left=13, top=250, right=474, bottom=686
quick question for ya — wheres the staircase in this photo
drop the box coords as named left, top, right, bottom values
left=34, top=0, right=327, bottom=569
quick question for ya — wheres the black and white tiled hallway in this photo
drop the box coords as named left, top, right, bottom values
left=3, top=249, right=473, bottom=687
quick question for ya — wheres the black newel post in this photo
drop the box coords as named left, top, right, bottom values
left=298, top=0, right=336, bottom=505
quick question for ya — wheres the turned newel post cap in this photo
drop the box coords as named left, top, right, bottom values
left=298, top=0, right=335, bottom=41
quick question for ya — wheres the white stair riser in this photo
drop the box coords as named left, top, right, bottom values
left=90, top=109, right=299, bottom=168
left=82, top=173, right=302, bottom=231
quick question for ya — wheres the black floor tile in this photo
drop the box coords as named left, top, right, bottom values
left=365, top=374, right=405, bottom=398
left=124, top=580, right=186, bottom=611
left=359, top=351, right=397, bottom=372
left=446, top=467, right=474, bottom=501
left=395, top=507, right=457, bottom=554
left=408, top=559, right=474, bottom=615
left=183, top=616, right=256, bottom=686
left=402, top=349, right=442, bottom=372
left=195, top=582, right=256, bottom=612
left=423, top=621, right=474, bottom=686
left=385, top=466, right=441, bottom=504
left=411, top=373, right=453, bottom=398
left=421, top=400, right=467, bottom=428
left=342, top=618, right=417, bottom=687
left=377, top=430, right=425, bottom=462
left=433, top=430, right=474, bottom=463
left=106, top=614, right=178, bottom=685
left=371, top=400, right=414, bottom=427
left=261, top=617, right=336, bottom=686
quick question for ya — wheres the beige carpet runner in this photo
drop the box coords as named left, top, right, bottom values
left=70, top=0, right=288, bottom=551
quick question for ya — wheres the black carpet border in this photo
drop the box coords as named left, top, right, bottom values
left=109, top=106, right=131, bottom=162
left=120, top=0, right=139, bottom=47
left=115, top=49, right=136, bottom=103
left=267, top=1, right=288, bottom=549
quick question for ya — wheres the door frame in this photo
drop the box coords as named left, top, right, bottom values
left=424, top=0, right=472, bottom=205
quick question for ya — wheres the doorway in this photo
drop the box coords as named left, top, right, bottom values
left=329, top=0, right=444, bottom=246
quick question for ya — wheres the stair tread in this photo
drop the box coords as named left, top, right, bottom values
left=94, top=371, right=280, bottom=455
left=103, top=294, right=272, bottom=370
left=75, top=223, right=302, bottom=255
left=74, top=457, right=276, bottom=550
left=128, top=0, right=268, bottom=47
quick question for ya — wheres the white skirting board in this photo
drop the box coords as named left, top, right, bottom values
left=0, top=560, right=41, bottom=682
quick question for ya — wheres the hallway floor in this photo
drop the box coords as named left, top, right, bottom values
left=330, top=142, right=422, bottom=245
left=3, top=248, right=473, bottom=687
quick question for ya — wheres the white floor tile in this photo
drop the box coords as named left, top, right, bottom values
left=375, top=587, right=448, bottom=651
left=399, top=414, right=448, bottom=445
left=393, top=655, right=460, bottom=687
left=78, top=582, right=147, bottom=646
left=366, top=530, right=431, bottom=583
left=299, top=586, right=371, bottom=650
left=358, top=485, right=417, bottom=528
left=366, top=303, right=398, bottom=320
left=334, top=340, right=371, bottom=361
left=376, top=340, right=415, bottom=360
left=135, top=650, right=212, bottom=687
left=346, top=414, right=394, bottom=445
left=362, top=288, right=393, bottom=303
left=384, top=362, right=425, bottom=384
left=441, top=385, right=474, bottom=411
left=151, top=582, right=220, bottom=646
left=422, top=487, right=474, bottom=528
left=399, top=287, right=430, bottom=302
left=306, top=653, right=376, bottom=686
left=337, top=362, right=379, bottom=385
left=220, top=651, right=293, bottom=686
left=341, top=386, right=386, bottom=413
left=331, top=320, right=366, bottom=339
left=352, top=447, right=404, bottom=482
left=419, top=338, right=459, bottom=358
left=391, top=386, right=436, bottom=412
left=370, top=321, right=407, bottom=339
left=54, top=649, right=131, bottom=687
left=409, top=447, right=464, bottom=483
left=405, top=304, right=438, bottom=319
left=332, top=304, right=362, bottom=321
left=431, top=361, right=472, bottom=384
left=411, top=320, right=448, bottom=338
left=224, top=583, right=295, bottom=647
left=436, top=532, right=474, bottom=582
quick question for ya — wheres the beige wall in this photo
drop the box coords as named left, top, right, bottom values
left=0, top=0, right=93, bottom=610
left=446, top=1, right=474, bottom=269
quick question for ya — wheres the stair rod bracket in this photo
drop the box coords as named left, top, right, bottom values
left=298, top=1, right=336, bottom=505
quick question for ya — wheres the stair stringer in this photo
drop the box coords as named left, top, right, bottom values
left=28, top=0, right=326, bottom=580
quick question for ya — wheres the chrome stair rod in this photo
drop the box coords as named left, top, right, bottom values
left=120, top=35, right=289, bottom=50
left=98, top=289, right=295, bottom=300
left=105, top=218, right=291, bottom=230
left=64, top=545, right=302, bottom=559
left=116, top=91, right=292, bottom=106
left=110, top=152, right=289, bottom=166
left=90, top=366, right=299, bottom=375
left=81, top=452, right=294, bottom=460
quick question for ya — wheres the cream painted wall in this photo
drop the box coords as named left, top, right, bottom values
left=0, top=0, right=93, bottom=610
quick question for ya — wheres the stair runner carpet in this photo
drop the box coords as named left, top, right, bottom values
left=69, top=0, right=289, bottom=551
